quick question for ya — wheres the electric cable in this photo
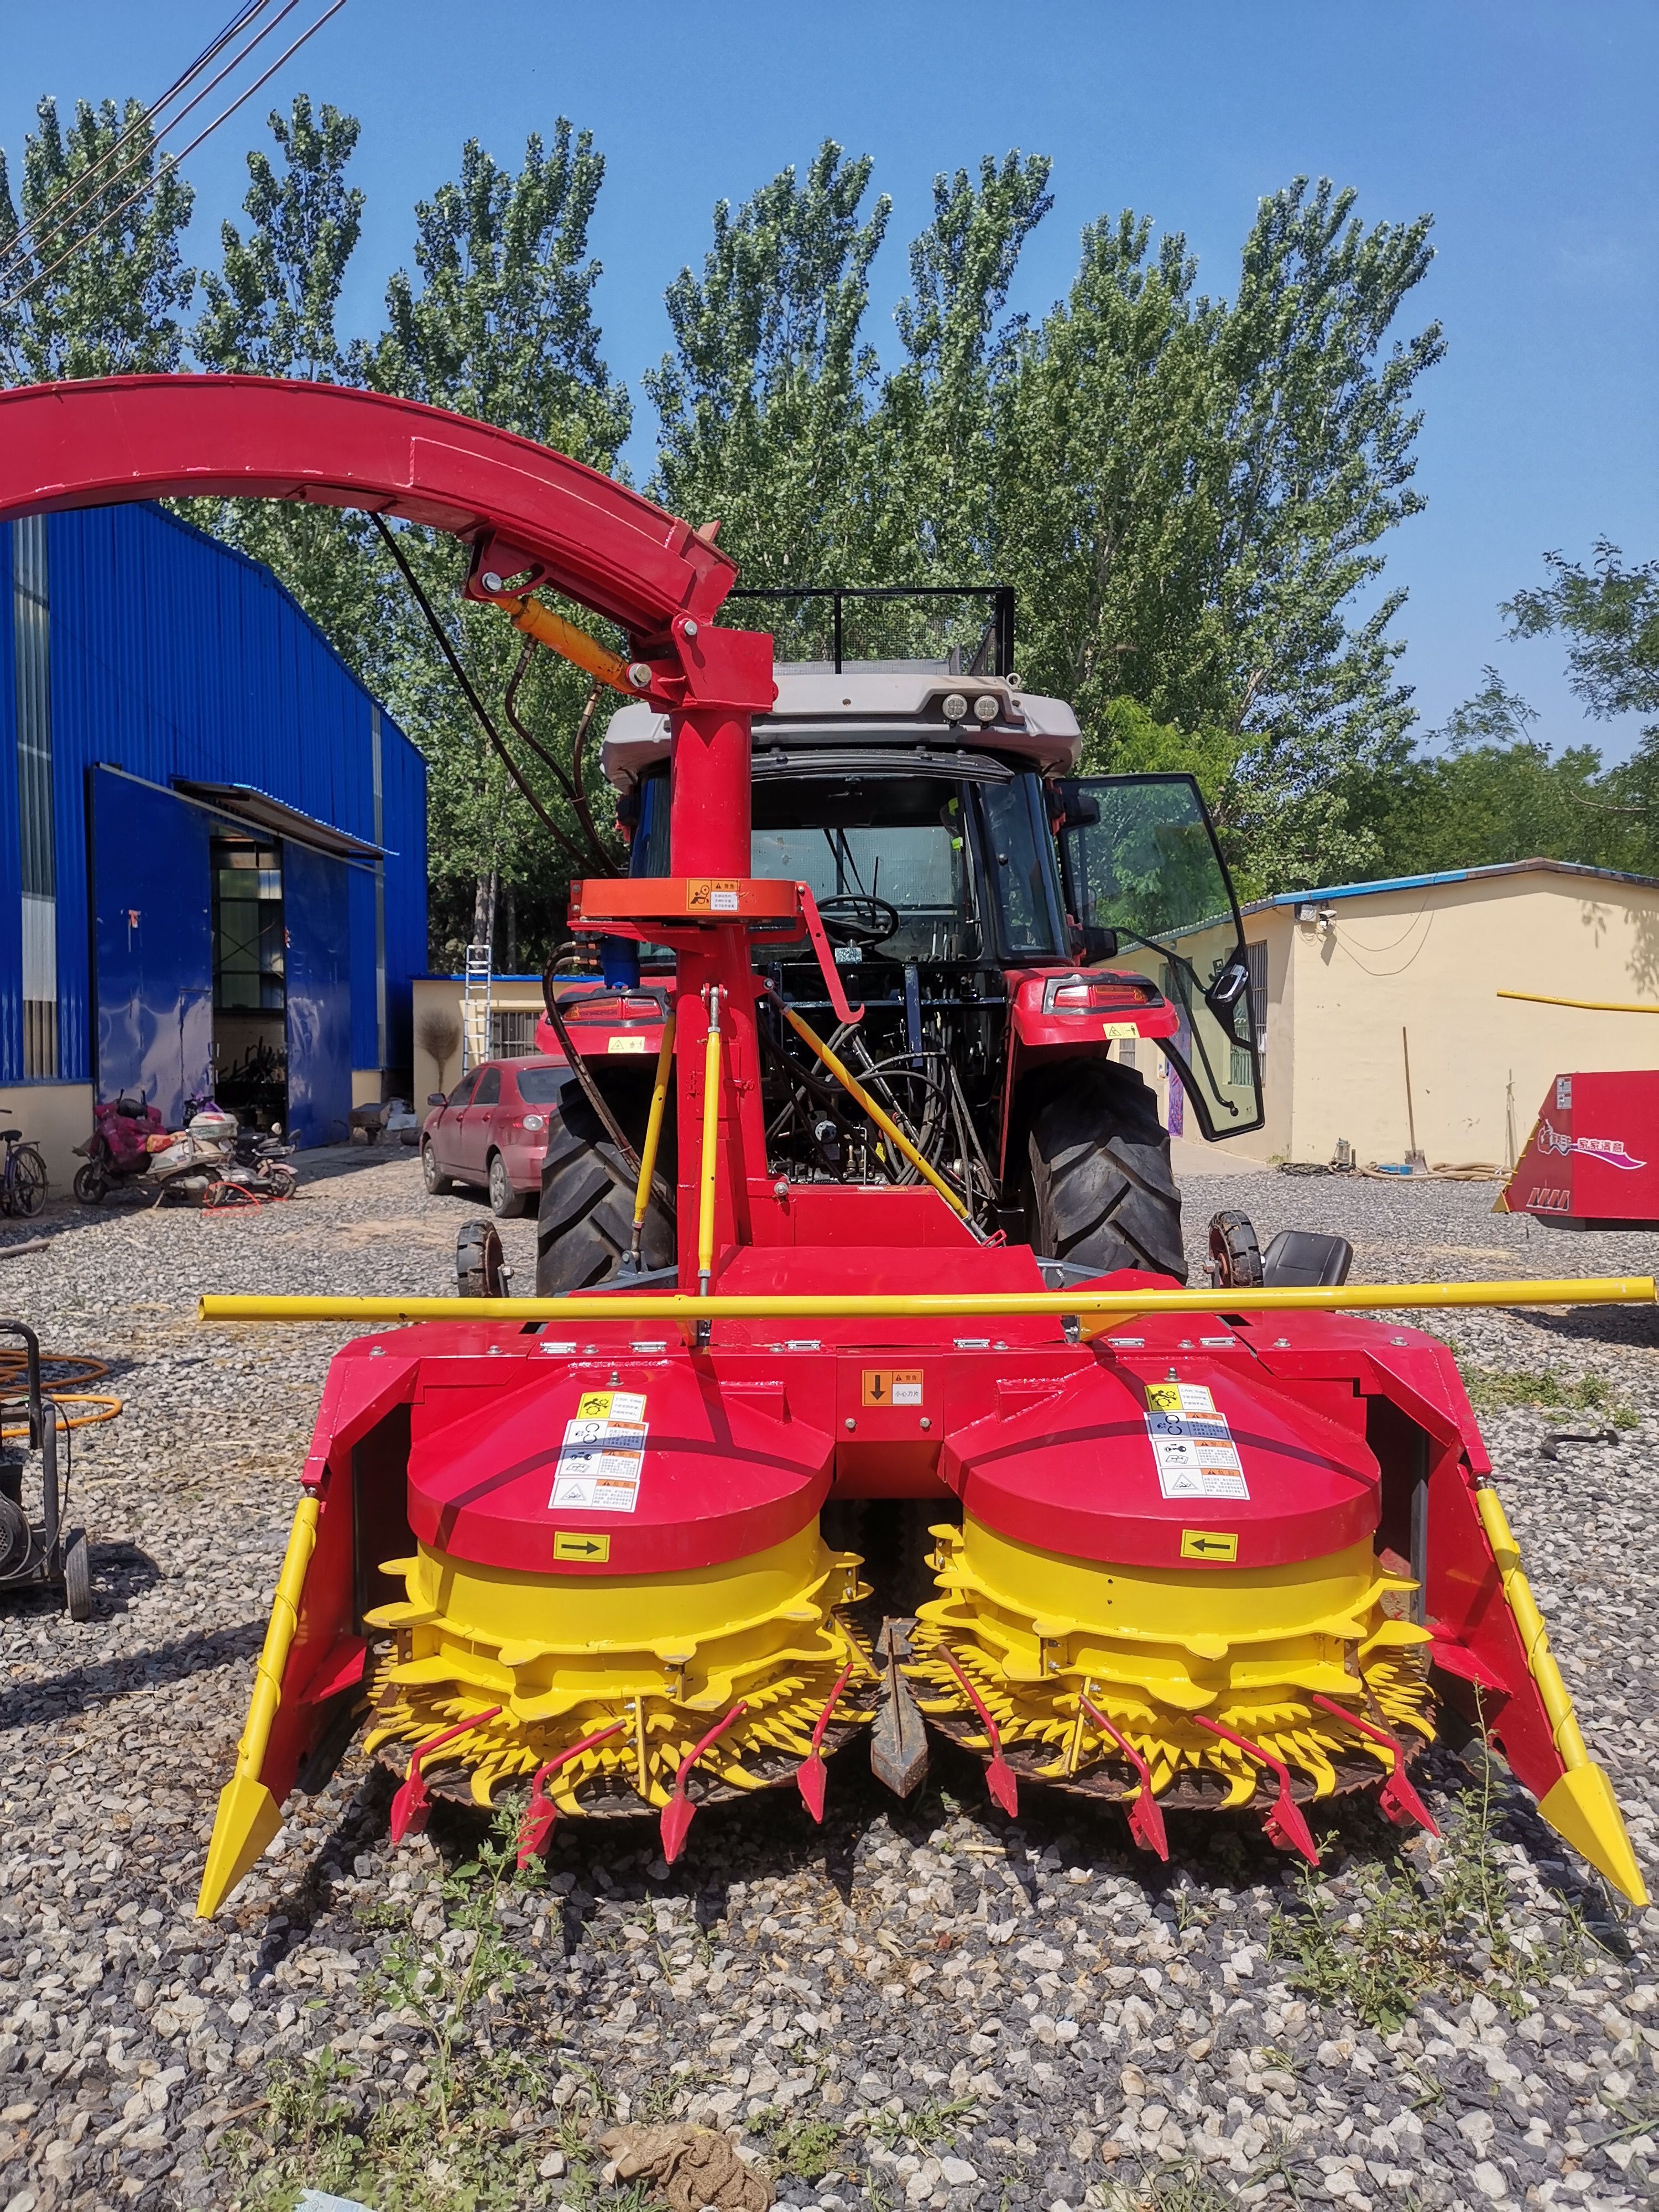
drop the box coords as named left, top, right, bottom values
left=0, top=1, right=275, bottom=274
left=1, top=2, right=302, bottom=283
left=0, top=1, right=349, bottom=326
left=0, top=1348, right=122, bottom=1441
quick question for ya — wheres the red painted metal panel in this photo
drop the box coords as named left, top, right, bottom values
left=1503, top=1068, right=1659, bottom=1226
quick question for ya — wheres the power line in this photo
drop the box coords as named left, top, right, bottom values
left=0, top=0, right=350, bottom=328
left=1, top=2, right=279, bottom=276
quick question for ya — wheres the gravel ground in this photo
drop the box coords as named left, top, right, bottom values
left=1, top=1156, right=1656, bottom=2212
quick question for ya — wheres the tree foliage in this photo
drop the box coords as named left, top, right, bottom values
left=17, top=84, right=1648, bottom=951
left=0, top=96, right=195, bottom=382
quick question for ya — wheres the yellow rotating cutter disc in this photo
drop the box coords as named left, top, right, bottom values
left=366, top=1360, right=874, bottom=1823
left=907, top=1359, right=1437, bottom=1846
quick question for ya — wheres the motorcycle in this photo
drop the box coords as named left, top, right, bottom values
left=72, top=1093, right=166, bottom=1202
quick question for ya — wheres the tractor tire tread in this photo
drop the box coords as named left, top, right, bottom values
left=1029, top=1060, right=1185, bottom=1282
left=535, top=1084, right=675, bottom=1294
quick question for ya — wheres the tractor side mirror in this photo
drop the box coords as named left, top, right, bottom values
left=1073, top=922, right=1119, bottom=963
left=1052, top=778, right=1100, bottom=829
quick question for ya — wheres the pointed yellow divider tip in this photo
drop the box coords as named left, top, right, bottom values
left=1539, top=1763, right=1649, bottom=1908
left=196, top=1775, right=283, bottom=1919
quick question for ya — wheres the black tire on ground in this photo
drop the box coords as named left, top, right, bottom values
left=63, top=1530, right=92, bottom=1621
left=488, top=1151, right=524, bottom=1219
left=535, top=1083, right=675, bottom=1294
left=1208, top=1208, right=1263, bottom=1288
left=457, top=1219, right=506, bottom=1297
left=421, top=1140, right=451, bottom=1196
left=1027, top=1060, right=1185, bottom=1281
left=73, top=1162, right=106, bottom=1204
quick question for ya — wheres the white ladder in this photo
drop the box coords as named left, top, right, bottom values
left=461, top=940, right=494, bottom=1072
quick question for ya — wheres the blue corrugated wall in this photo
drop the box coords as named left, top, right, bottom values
left=0, top=503, right=426, bottom=1090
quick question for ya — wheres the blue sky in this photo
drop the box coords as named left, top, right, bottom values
left=4, top=1, right=1655, bottom=754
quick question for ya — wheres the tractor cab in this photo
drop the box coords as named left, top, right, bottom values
left=539, top=591, right=1261, bottom=1291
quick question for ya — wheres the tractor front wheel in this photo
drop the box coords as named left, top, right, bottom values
left=535, top=1084, right=675, bottom=1293
left=1027, top=1061, right=1185, bottom=1281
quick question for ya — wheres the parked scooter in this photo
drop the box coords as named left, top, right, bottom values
left=218, top=1126, right=299, bottom=1203
left=72, top=1093, right=166, bottom=1203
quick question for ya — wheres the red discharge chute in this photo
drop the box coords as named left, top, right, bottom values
left=0, top=372, right=737, bottom=648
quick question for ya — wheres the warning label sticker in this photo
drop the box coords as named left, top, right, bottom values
left=550, top=1390, right=648, bottom=1514
left=1144, top=1380, right=1250, bottom=1500
left=686, top=878, right=740, bottom=914
left=863, top=1368, right=923, bottom=1407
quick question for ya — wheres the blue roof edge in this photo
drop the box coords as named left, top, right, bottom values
left=1242, top=855, right=1659, bottom=917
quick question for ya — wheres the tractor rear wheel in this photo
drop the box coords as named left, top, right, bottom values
left=535, top=1083, right=675, bottom=1293
left=1027, top=1061, right=1185, bottom=1281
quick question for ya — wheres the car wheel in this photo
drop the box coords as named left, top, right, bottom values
left=488, top=1151, right=524, bottom=1218
left=422, top=1140, right=452, bottom=1196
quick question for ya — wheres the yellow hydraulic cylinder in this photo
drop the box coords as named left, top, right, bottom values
left=503, top=596, right=637, bottom=696
left=199, top=1275, right=1659, bottom=1329
left=1473, top=1480, right=1647, bottom=1906
left=197, top=1489, right=320, bottom=1917
left=772, top=998, right=969, bottom=1219
left=698, top=989, right=722, bottom=1298
left=630, top=1009, right=676, bottom=1267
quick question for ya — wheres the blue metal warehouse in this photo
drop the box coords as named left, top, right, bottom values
left=1, top=503, right=426, bottom=1177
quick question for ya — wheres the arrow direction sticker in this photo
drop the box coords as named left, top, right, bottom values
left=553, top=1531, right=612, bottom=1562
left=1180, top=1529, right=1239, bottom=1562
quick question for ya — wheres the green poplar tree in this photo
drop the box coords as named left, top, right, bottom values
left=0, top=95, right=195, bottom=383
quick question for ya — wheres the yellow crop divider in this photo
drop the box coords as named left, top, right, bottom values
left=197, top=1489, right=320, bottom=1917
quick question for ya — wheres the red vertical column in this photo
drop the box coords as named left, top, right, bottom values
left=667, top=705, right=768, bottom=1289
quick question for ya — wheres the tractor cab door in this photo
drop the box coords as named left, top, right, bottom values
left=1055, top=773, right=1263, bottom=1142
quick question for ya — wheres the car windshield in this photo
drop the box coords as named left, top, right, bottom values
left=516, top=1065, right=567, bottom=1104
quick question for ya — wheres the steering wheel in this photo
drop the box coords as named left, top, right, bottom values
left=815, top=894, right=901, bottom=949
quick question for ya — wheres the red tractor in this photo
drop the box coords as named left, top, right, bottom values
left=529, top=591, right=1264, bottom=1303
left=0, top=375, right=1641, bottom=1918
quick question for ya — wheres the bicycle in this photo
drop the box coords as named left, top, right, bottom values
left=0, top=1114, right=48, bottom=1218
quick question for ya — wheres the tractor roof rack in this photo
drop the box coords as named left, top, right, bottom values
left=725, top=583, right=1016, bottom=679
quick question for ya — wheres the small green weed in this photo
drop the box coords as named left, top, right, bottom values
left=1267, top=1745, right=1564, bottom=2031
left=219, top=1805, right=583, bottom=2212
left=750, top=2109, right=846, bottom=2182
left=869, top=2094, right=977, bottom=2155
left=1088, top=2159, right=1233, bottom=2211
left=1462, top=1363, right=1637, bottom=1428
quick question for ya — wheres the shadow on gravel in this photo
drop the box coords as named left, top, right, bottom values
left=0, top=1616, right=263, bottom=1730
left=288, top=1142, right=424, bottom=1187
left=248, top=1764, right=396, bottom=1980
left=1514, top=1303, right=1659, bottom=1352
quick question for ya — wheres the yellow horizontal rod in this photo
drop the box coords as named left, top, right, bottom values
left=199, top=1274, right=1657, bottom=1328
left=775, top=997, right=971, bottom=1220
left=1498, top=988, right=1659, bottom=1015
left=507, top=596, right=636, bottom=696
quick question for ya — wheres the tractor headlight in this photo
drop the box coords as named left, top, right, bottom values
left=942, top=692, right=968, bottom=722
left=973, top=693, right=999, bottom=722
